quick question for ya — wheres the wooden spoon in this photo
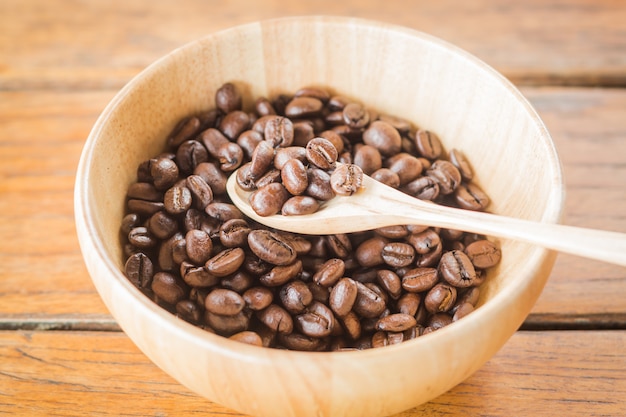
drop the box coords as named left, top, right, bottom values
left=226, top=170, right=626, bottom=267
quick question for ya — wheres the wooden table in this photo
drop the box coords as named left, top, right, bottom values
left=1, top=0, right=625, bottom=415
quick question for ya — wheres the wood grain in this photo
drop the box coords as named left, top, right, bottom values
left=1, top=0, right=625, bottom=90
left=1, top=330, right=624, bottom=416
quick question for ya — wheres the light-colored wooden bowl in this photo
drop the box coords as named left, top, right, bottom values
left=75, top=16, right=564, bottom=417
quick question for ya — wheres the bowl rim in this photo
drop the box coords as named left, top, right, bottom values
left=74, top=15, right=565, bottom=362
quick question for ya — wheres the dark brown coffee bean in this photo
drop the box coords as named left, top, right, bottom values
left=396, top=293, right=421, bottom=316
left=218, top=218, right=251, bottom=248
left=163, top=185, right=192, bottom=214
left=127, top=182, right=163, bottom=202
left=278, top=332, right=325, bottom=351
left=353, top=281, right=387, bottom=319
left=243, top=286, right=274, bottom=311
left=363, top=120, right=401, bottom=156
left=428, top=312, right=453, bottom=330
left=439, top=250, right=477, bottom=287
left=464, top=239, right=501, bottom=269
left=128, top=227, right=157, bottom=249
left=248, top=229, right=297, bottom=266
left=180, top=261, right=219, bottom=288
left=454, top=182, right=490, bottom=211
left=220, top=271, right=254, bottom=293
left=449, top=148, right=473, bottom=181
left=152, top=272, right=188, bottom=306
left=285, top=96, right=324, bottom=118
left=386, top=153, right=423, bottom=185
left=381, top=242, right=415, bottom=268
left=176, top=299, right=202, bottom=323
left=378, top=114, right=411, bottom=135
left=176, top=140, right=209, bottom=174
left=374, top=225, right=409, bottom=240
left=124, top=252, right=153, bottom=288
left=306, top=137, right=338, bottom=169
left=205, top=202, right=243, bottom=223
left=279, top=280, right=314, bottom=314
left=415, top=241, right=443, bottom=267
left=205, top=288, right=246, bottom=316
left=376, top=270, right=402, bottom=300
left=294, top=86, right=330, bottom=102
left=355, top=236, right=388, bottom=267
left=248, top=140, right=275, bottom=179
left=215, top=82, right=242, bottom=114
left=353, top=144, right=382, bottom=175
left=342, top=102, right=370, bottom=129
left=291, top=120, right=316, bottom=147
left=185, top=174, right=213, bottom=210
left=281, top=158, right=308, bottom=195
left=325, top=234, right=352, bottom=259
left=407, top=228, right=441, bottom=255
left=313, top=258, right=345, bottom=287
left=205, top=310, right=250, bottom=335
left=306, top=167, right=335, bottom=201
left=120, top=213, right=141, bottom=237
left=185, top=229, right=213, bottom=265
left=330, top=163, right=363, bottom=196
left=158, top=232, right=186, bottom=271
left=295, top=301, right=336, bottom=338
left=205, top=247, right=245, bottom=278
left=414, top=129, right=443, bottom=160
left=168, top=116, right=201, bottom=149
left=254, top=168, right=281, bottom=189
left=424, top=282, right=457, bottom=313
left=237, top=130, right=264, bottom=160
left=453, top=302, right=475, bottom=321
left=260, top=260, right=303, bottom=287
left=147, top=211, right=178, bottom=240
left=427, top=160, right=461, bottom=195
left=274, top=146, right=307, bottom=170
left=376, top=313, right=417, bottom=332
left=281, top=196, right=320, bottom=216
left=329, top=277, right=358, bottom=317
left=264, top=116, right=294, bottom=148
left=200, top=127, right=229, bottom=158
left=401, top=267, right=438, bottom=293
left=229, top=331, right=263, bottom=346
left=193, top=162, right=227, bottom=195
left=403, top=176, right=440, bottom=200
left=219, top=110, right=250, bottom=140
left=249, top=182, right=290, bottom=217
left=256, top=304, right=294, bottom=334
left=151, top=157, right=179, bottom=190
left=370, top=168, right=401, bottom=188
left=215, top=142, right=244, bottom=172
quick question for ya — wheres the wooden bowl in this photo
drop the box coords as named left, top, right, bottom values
left=75, top=16, right=564, bottom=417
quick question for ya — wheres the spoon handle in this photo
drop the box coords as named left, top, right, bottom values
left=372, top=184, right=626, bottom=267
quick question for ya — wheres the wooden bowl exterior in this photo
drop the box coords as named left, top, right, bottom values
left=75, top=16, right=564, bottom=417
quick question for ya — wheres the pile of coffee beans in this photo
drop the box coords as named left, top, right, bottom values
left=121, top=82, right=501, bottom=351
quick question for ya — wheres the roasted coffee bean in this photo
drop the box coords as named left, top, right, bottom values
left=127, top=182, right=163, bottom=202
left=121, top=213, right=141, bottom=236
left=396, top=292, right=421, bottom=316
left=376, top=270, right=402, bottom=300
left=200, top=128, right=229, bottom=158
left=219, top=110, right=250, bottom=140
left=381, top=242, right=415, bottom=268
left=205, top=310, right=250, bottom=335
left=330, top=163, right=363, bottom=196
left=370, top=168, right=401, bottom=188
left=306, top=137, right=338, bottom=169
left=176, top=299, right=202, bottom=323
left=453, top=302, right=475, bottom=321
left=193, top=162, right=227, bottom=195
left=205, top=288, right=246, bottom=316
left=158, top=232, right=186, bottom=271
left=465, top=239, right=502, bottom=269
left=295, top=86, right=330, bottom=102
left=313, top=258, right=345, bottom=287
left=295, top=301, right=336, bottom=338
left=376, top=313, right=417, bottom=332
left=219, top=218, right=251, bottom=248
left=168, top=116, right=201, bottom=149
left=342, top=102, right=370, bottom=129
left=325, top=234, right=352, bottom=259
left=180, top=261, right=219, bottom=288
left=215, top=82, right=242, bottom=114
left=281, top=158, right=308, bottom=195
left=205, top=247, right=245, bottom=278
left=128, top=227, right=157, bottom=249
left=355, top=236, right=388, bottom=267
left=363, top=120, right=401, bottom=156
left=374, top=225, right=409, bottom=240
left=148, top=211, right=178, bottom=240
left=439, top=250, right=477, bottom=287
left=249, top=183, right=290, bottom=217
left=403, top=176, right=440, bottom=200
left=427, top=160, right=462, bottom=195
left=285, top=96, right=324, bottom=118
left=248, top=229, right=297, bottom=266
left=408, top=228, right=441, bottom=255
left=414, top=129, right=443, bottom=160
left=306, top=168, right=335, bottom=201
left=149, top=157, right=179, bottom=191
left=220, top=271, right=254, bottom=293
left=205, top=202, right=243, bottom=223
left=254, top=168, right=281, bottom=189
left=353, top=144, right=383, bottom=175
left=125, top=252, right=153, bottom=288
left=215, top=142, right=244, bottom=172
left=279, top=280, right=314, bottom=314
left=274, top=146, right=307, bottom=170
left=281, top=196, right=320, bottom=216
left=256, top=304, right=294, bottom=334
left=164, top=185, right=192, bottom=214
left=255, top=97, right=276, bottom=117
left=401, top=267, right=438, bottom=293
left=176, top=140, right=209, bottom=174
left=428, top=312, right=453, bottom=330
left=185, top=175, right=213, bottom=210
left=229, top=331, right=263, bottom=346
left=353, top=281, right=387, bottom=319
left=260, top=260, right=303, bottom=287
left=278, top=332, right=326, bottom=351
left=243, top=286, right=274, bottom=311
left=152, top=272, right=188, bottom=306
left=415, top=241, right=444, bottom=267
left=264, top=116, right=294, bottom=148
left=185, top=229, right=213, bottom=265
left=237, top=130, right=264, bottom=160
left=329, top=277, right=358, bottom=317
left=386, top=153, right=423, bottom=185
left=449, top=148, right=473, bottom=181
left=454, top=182, right=489, bottom=211
left=424, top=283, right=457, bottom=313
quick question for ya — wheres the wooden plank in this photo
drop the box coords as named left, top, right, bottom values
left=1, top=0, right=625, bottom=90
left=0, top=330, right=624, bottom=416
left=0, top=87, right=624, bottom=325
